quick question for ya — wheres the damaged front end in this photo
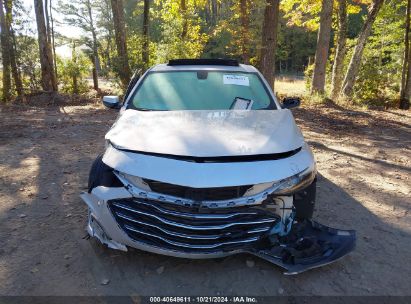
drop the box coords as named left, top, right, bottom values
left=81, top=131, right=355, bottom=275
left=81, top=171, right=355, bottom=275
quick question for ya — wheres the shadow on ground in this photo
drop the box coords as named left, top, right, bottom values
left=0, top=104, right=410, bottom=296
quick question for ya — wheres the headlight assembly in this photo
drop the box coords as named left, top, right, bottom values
left=244, top=165, right=317, bottom=198
left=272, top=165, right=317, bottom=196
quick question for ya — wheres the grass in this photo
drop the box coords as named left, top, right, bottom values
left=274, top=78, right=336, bottom=107
left=275, top=78, right=307, bottom=97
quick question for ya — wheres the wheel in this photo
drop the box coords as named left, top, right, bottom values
left=293, top=177, right=317, bottom=220
left=88, top=153, right=123, bottom=192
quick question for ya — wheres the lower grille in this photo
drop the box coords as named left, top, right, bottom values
left=108, top=198, right=279, bottom=253
left=142, top=179, right=252, bottom=201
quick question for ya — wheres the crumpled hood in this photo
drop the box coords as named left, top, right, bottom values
left=106, top=109, right=304, bottom=157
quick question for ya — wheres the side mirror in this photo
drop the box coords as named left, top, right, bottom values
left=282, top=97, right=301, bottom=109
left=102, top=96, right=121, bottom=109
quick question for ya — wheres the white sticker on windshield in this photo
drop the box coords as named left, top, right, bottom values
left=231, top=98, right=254, bottom=110
left=223, top=75, right=250, bottom=86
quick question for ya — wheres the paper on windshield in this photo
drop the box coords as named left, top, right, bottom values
left=230, top=97, right=254, bottom=110
left=223, top=75, right=250, bottom=86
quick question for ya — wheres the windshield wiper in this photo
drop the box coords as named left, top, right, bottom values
left=134, top=108, right=165, bottom=111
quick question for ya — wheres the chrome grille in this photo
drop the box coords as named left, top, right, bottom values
left=108, top=198, right=279, bottom=253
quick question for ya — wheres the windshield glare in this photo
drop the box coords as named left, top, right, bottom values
left=128, top=71, right=275, bottom=111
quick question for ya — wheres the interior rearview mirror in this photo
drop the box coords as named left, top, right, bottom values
left=282, top=97, right=301, bottom=109
left=103, top=96, right=121, bottom=109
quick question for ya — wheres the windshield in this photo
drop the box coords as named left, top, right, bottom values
left=128, top=71, right=275, bottom=111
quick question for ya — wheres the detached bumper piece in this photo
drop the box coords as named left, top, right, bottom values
left=249, top=220, right=356, bottom=275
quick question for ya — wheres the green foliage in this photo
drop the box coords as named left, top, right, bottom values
left=152, top=0, right=208, bottom=62
left=281, top=0, right=322, bottom=30
left=281, top=0, right=369, bottom=31
left=57, top=49, right=91, bottom=94
left=352, top=0, right=405, bottom=105
left=2, top=0, right=407, bottom=108
left=276, top=16, right=317, bottom=73
left=15, top=35, right=42, bottom=91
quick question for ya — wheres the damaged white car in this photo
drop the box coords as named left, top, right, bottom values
left=81, top=59, right=355, bottom=274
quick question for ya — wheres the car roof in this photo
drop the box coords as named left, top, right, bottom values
left=150, top=63, right=259, bottom=73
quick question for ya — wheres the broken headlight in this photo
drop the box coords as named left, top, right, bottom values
left=272, top=165, right=317, bottom=196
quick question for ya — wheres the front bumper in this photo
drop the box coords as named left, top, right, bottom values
left=81, top=186, right=355, bottom=275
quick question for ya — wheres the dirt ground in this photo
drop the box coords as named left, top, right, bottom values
left=0, top=99, right=410, bottom=297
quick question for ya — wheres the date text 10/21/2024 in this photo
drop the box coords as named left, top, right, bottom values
left=149, top=297, right=258, bottom=303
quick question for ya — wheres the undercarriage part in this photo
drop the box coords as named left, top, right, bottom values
left=250, top=220, right=356, bottom=275
left=269, top=196, right=295, bottom=236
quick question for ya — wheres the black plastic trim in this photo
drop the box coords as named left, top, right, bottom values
left=168, top=59, right=239, bottom=66
left=111, top=143, right=302, bottom=163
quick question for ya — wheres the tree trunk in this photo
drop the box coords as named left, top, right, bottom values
left=105, top=0, right=113, bottom=70
left=204, top=0, right=211, bottom=24
left=44, top=0, right=57, bottom=88
left=111, top=0, right=131, bottom=89
left=0, top=0, right=11, bottom=101
left=180, top=0, right=188, bottom=40
left=402, top=52, right=411, bottom=109
left=330, top=0, right=347, bottom=99
left=311, top=0, right=334, bottom=94
left=211, top=0, right=218, bottom=25
left=400, top=0, right=410, bottom=109
left=87, top=0, right=99, bottom=91
left=258, top=0, right=280, bottom=90
left=341, top=0, right=384, bottom=98
left=91, top=31, right=100, bottom=91
left=240, top=0, right=250, bottom=64
left=72, top=41, right=78, bottom=94
left=92, top=68, right=98, bottom=91
left=34, top=0, right=57, bottom=91
left=10, top=27, right=23, bottom=96
left=44, top=0, right=51, bottom=43
left=5, top=0, right=23, bottom=96
left=105, top=35, right=112, bottom=69
left=9, top=33, right=23, bottom=96
left=142, top=0, right=150, bottom=68
left=49, top=0, right=58, bottom=82
left=205, top=0, right=217, bottom=26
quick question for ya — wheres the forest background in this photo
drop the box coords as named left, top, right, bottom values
left=0, top=0, right=410, bottom=110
